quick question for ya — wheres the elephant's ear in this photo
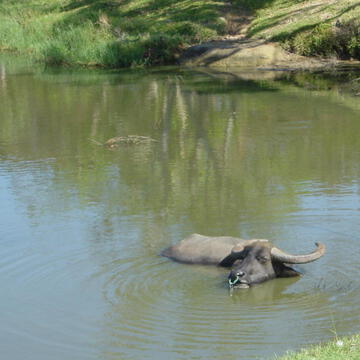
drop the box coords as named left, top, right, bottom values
left=218, top=253, right=237, bottom=267
left=218, top=243, right=244, bottom=267
left=275, top=263, right=301, bottom=278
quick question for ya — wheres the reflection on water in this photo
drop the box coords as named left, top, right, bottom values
left=1, top=55, right=360, bottom=360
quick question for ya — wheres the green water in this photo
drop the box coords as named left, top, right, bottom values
left=1, top=56, right=360, bottom=360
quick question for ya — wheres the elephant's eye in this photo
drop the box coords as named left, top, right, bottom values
left=234, top=257, right=244, bottom=266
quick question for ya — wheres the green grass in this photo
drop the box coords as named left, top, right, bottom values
left=1, top=0, right=360, bottom=66
left=278, top=334, right=360, bottom=360
left=0, top=0, right=226, bottom=67
left=246, top=0, right=360, bottom=59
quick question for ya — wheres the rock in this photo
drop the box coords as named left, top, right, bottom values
left=179, top=39, right=331, bottom=70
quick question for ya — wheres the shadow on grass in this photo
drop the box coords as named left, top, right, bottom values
left=57, top=0, right=223, bottom=34
left=58, top=0, right=126, bottom=27
left=61, top=0, right=124, bottom=12
left=272, top=1, right=360, bottom=42
left=233, top=0, right=275, bottom=12
left=248, top=4, right=324, bottom=38
left=248, top=0, right=360, bottom=41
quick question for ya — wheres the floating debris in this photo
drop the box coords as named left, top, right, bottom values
left=89, top=135, right=158, bottom=149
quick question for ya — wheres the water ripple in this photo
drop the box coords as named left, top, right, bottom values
left=96, top=250, right=360, bottom=359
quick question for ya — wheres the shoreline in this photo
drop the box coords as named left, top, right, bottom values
left=1, top=0, right=360, bottom=70
left=2, top=44, right=360, bottom=73
left=178, top=39, right=360, bottom=70
left=277, top=334, right=360, bottom=360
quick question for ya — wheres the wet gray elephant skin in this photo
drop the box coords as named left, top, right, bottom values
left=161, top=234, right=325, bottom=288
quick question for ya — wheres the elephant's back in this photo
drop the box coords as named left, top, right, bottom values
left=161, top=233, right=243, bottom=265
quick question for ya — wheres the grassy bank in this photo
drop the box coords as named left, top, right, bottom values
left=245, top=0, right=360, bottom=60
left=1, top=0, right=360, bottom=67
left=278, top=334, right=360, bottom=360
left=0, top=0, right=227, bottom=67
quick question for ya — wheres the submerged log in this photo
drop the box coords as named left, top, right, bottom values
left=90, top=135, right=158, bottom=149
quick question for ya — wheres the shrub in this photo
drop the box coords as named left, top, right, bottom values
left=142, top=34, right=184, bottom=65
left=289, top=20, right=360, bottom=60
left=292, top=23, right=335, bottom=57
left=342, top=20, right=360, bottom=58
left=101, top=39, right=145, bottom=68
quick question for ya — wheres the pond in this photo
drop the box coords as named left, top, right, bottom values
left=1, top=55, right=360, bottom=360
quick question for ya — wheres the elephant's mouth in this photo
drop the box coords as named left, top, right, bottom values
left=228, top=276, right=250, bottom=289
left=234, top=282, right=250, bottom=289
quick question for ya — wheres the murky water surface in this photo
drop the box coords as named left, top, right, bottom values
left=1, top=55, right=360, bottom=359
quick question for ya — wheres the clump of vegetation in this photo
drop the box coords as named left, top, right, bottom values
left=1, top=0, right=360, bottom=66
left=246, top=0, right=360, bottom=61
left=285, top=20, right=360, bottom=59
left=0, top=0, right=225, bottom=68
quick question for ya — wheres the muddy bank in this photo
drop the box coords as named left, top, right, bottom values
left=179, top=39, right=360, bottom=70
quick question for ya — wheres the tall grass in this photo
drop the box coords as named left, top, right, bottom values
left=2, top=0, right=359, bottom=66
left=0, top=10, right=181, bottom=67
left=40, top=22, right=112, bottom=66
left=0, top=0, right=225, bottom=68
